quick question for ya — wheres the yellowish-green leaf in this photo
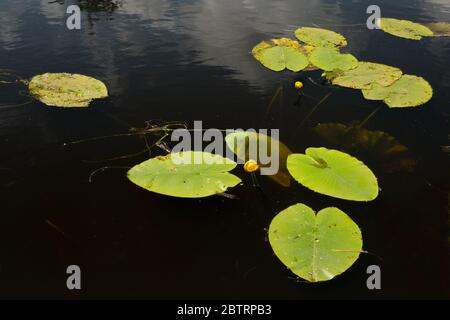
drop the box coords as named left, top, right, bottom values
left=287, top=147, right=379, bottom=201
left=379, top=18, right=433, bottom=40
left=269, top=203, right=363, bottom=282
left=252, top=38, right=309, bottom=72
left=309, top=47, right=358, bottom=71
left=324, top=62, right=402, bottom=89
left=127, top=151, right=241, bottom=198
left=295, top=27, right=347, bottom=48
left=28, top=73, right=108, bottom=108
left=362, top=74, right=433, bottom=108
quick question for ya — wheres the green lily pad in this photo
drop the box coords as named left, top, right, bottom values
left=379, top=18, right=433, bottom=40
left=362, top=74, right=433, bottom=108
left=28, top=73, right=108, bottom=107
left=295, top=27, right=347, bottom=48
left=315, top=123, right=416, bottom=173
left=424, top=22, right=450, bottom=37
left=268, top=203, right=363, bottom=282
left=127, top=151, right=241, bottom=198
left=309, top=47, right=358, bottom=71
left=225, top=131, right=293, bottom=187
left=324, top=62, right=403, bottom=89
left=287, top=147, right=379, bottom=201
left=252, top=38, right=309, bottom=72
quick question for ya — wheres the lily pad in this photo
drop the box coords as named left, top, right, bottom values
left=362, top=74, right=433, bottom=108
left=252, top=38, right=309, bottom=72
left=309, top=47, right=358, bottom=71
left=127, top=151, right=241, bottom=198
left=28, top=73, right=108, bottom=107
left=225, top=131, right=292, bottom=187
left=315, top=123, right=416, bottom=173
left=268, top=203, right=363, bottom=282
left=324, top=62, right=403, bottom=89
left=295, top=27, right=347, bottom=48
left=379, top=18, right=433, bottom=40
left=424, top=22, right=450, bottom=37
left=287, top=147, right=379, bottom=201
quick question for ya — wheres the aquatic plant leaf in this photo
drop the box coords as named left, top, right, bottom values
left=324, top=62, right=402, bottom=89
left=287, top=147, right=379, bottom=201
left=225, top=131, right=292, bottom=187
left=315, top=123, right=416, bottom=173
left=28, top=73, right=108, bottom=107
left=127, top=151, right=241, bottom=198
left=424, top=22, right=450, bottom=37
left=362, top=74, right=433, bottom=108
left=295, top=27, right=347, bottom=48
left=268, top=203, right=362, bottom=282
left=379, top=18, right=433, bottom=40
left=252, top=38, right=309, bottom=72
left=309, top=47, right=358, bottom=71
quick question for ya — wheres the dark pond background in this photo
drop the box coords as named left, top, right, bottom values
left=0, top=0, right=449, bottom=299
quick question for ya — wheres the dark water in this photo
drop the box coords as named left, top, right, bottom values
left=0, top=0, right=449, bottom=299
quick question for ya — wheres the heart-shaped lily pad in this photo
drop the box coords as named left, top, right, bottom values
left=269, top=203, right=363, bottom=282
left=362, top=74, right=433, bottom=108
left=28, top=73, right=108, bottom=107
left=127, top=151, right=241, bottom=198
left=252, top=38, right=310, bottom=72
left=287, top=147, right=379, bottom=201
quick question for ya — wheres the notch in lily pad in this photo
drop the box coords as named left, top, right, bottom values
left=28, top=73, right=108, bottom=107
left=127, top=151, right=241, bottom=198
left=269, top=203, right=363, bottom=282
left=287, top=147, right=379, bottom=201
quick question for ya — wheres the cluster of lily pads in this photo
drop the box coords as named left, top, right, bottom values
left=252, top=23, right=438, bottom=108
left=247, top=19, right=449, bottom=282
left=6, top=17, right=447, bottom=284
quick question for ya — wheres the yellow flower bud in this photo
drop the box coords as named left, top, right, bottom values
left=294, top=81, right=304, bottom=89
left=244, top=159, right=260, bottom=173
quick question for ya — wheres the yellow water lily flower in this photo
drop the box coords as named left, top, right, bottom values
left=294, top=81, right=304, bottom=89
left=244, top=159, right=260, bottom=173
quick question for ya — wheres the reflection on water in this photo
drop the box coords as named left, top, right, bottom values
left=0, top=0, right=449, bottom=298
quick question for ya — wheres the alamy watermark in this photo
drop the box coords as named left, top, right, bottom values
left=366, top=5, right=381, bottom=30
left=169, top=121, right=280, bottom=175
left=66, top=5, right=81, bottom=30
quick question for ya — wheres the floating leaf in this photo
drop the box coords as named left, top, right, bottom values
left=252, top=38, right=309, bottom=72
left=324, top=62, right=402, bottom=89
left=309, top=47, right=358, bottom=71
left=225, top=131, right=292, bottom=187
left=295, top=27, right=347, bottom=48
left=127, top=151, right=241, bottom=198
left=379, top=18, right=433, bottom=40
left=28, top=73, right=108, bottom=107
left=268, top=203, right=362, bottom=282
left=315, top=123, right=416, bottom=173
left=424, top=22, right=450, bottom=37
left=362, top=74, right=433, bottom=108
left=287, top=147, right=379, bottom=201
